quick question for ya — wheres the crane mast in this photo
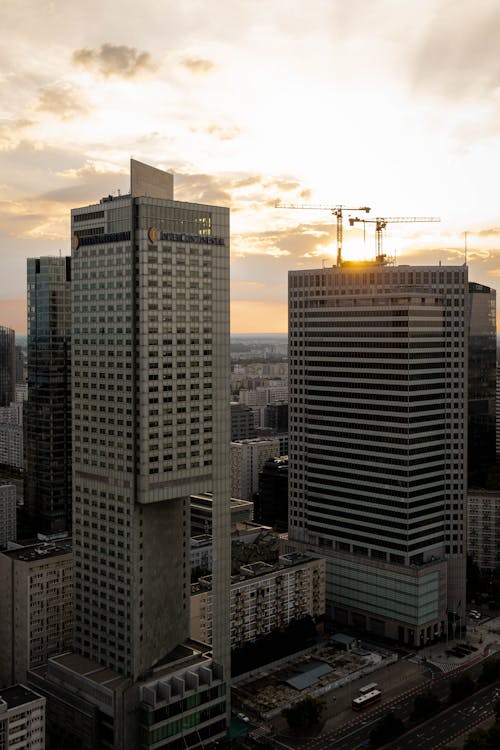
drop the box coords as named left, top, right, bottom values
left=276, top=203, right=371, bottom=266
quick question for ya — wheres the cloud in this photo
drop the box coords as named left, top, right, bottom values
left=36, top=83, right=88, bottom=119
left=181, top=58, right=214, bottom=74
left=192, top=124, right=241, bottom=141
left=175, top=173, right=232, bottom=205
left=0, top=119, right=34, bottom=151
left=411, top=0, right=500, bottom=101
left=73, top=43, right=157, bottom=78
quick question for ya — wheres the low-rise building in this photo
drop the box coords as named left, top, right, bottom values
left=468, top=490, right=500, bottom=571
left=190, top=492, right=253, bottom=536
left=29, top=642, right=227, bottom=750
left=190, top=553, right=325, bottom=648
left=0, top=684, right=45, bottom=749
left=0, top=538, right=73, bottom=687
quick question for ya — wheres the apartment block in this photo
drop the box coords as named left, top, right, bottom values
left=190, top=553, right=325, bottom=648
left=0, top=539, right=73, bottom=687
left=0, top=684, right=45, bottom=749
left=467, top=490, right=500, bottom=572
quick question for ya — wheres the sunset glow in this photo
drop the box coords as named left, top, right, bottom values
left=1, top=0, right=500, bottom=332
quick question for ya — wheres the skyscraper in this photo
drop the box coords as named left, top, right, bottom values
left=29, top=160, right=230, bottom=749
left=288, top=262, right=467, bottom=645
left=24, top=256, right=72, bottom=535
left=0, top=325, right=15, bottom=408
left=467, top=282, right=496, bottom=487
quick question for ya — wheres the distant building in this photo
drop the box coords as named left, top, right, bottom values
left=230, top=402, right=256, bottom=441
left=15, top=346, right=25, bottom=384
left=0, top=485, right=16, bottom=548
left=0, top=538, right=73, bottom=687
left=230, top=437, right=280, bottom=501
left=254, top=456, right=288, bottom=532
left=0, top=424, right=23, bottom=470
left=264, top=402, right=288, bottom=433
left=191, top=535, right=214, bottom=572
left=0, top=326, right=15, bottom=408
left=467, top=490, right=500, bottom=572
left=190, top=492, right=253, bottom=536
left=190, top=553, right=325, bottom=648
left=239, top=385, right=288, bottom=408
left=0, top=684, right=45, bottom=749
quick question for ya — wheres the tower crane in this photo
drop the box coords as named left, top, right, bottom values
left=276, top=203, right=371, bottom=266
left=348, top=216, right=441, bottom=263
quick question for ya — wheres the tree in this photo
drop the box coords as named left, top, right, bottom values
left=410, top=690, right=440, bottom=724
left=449, top=674, right=475, bottom=704
left=282, top=696, right=326, bottom=732
left=463, top=727, right=489, bottom=750
left=369, top=712, right=406, bottom=748
left=478, top=659, right=500, bottom=686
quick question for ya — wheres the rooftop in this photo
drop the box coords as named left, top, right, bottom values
left=0, top=684, right=44, bottom=709
left=1, top=538, right=72, bottom=563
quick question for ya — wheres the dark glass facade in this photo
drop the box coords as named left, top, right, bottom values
left=468, top=282, right=496, bottom=487
left=24, top=257, right=71, bottom=534
left=255, top=456, right=288, bottom=532
left=0, top=325, right=15, bottom=407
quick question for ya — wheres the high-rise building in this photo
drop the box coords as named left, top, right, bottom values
left=287, top=262, right=468, bottom=645
left=467, top=282, right=496, bottom=487
left=24, top=257, right=72, bottom=535
left=0, top=326, right=15, bottom=408
left=29, top=160, right=230, bottom=749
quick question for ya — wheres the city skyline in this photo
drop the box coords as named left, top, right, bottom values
left=2, top=0, right=500, bottom=333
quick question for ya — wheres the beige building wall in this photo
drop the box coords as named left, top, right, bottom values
left=190, top=554, right=325, bottom=648
left=468, top=490, right=500, bottom=571
left=0, top=541, right=73, bottom=688
left=230, top=438, right=280, bottom=501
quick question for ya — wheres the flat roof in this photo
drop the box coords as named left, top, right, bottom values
left=285, top=662, right=333, bottom=691
left=1, top=538, right=72, bottom=563
left=0, top=684, right=43, bottom=709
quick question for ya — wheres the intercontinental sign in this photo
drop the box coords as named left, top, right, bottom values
left=148, top=227, right=225, bottom=245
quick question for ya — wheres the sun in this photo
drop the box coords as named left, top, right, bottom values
left=322, top=240, right=377, bottom=264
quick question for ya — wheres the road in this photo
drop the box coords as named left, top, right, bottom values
left=290, top=659, right=499, bottom=750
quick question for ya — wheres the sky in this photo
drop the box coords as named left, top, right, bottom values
left=1, top=0, right=500, bottom=333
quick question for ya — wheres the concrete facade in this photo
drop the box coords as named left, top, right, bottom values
left=190, top=553, right=325, bottom=648
left=29, top=160, right=231, bottom=749
left=0, top=684, right=45, bottom=749
left=0, top=539, right=73, bottom=687
left=467, top=490, right=500, bottom=571
left=230, top=438, right=280, bottom=501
